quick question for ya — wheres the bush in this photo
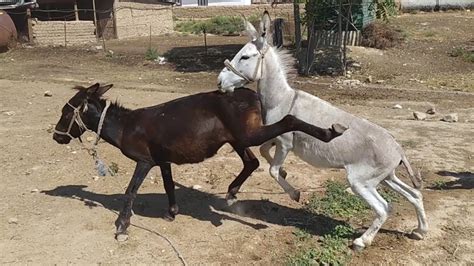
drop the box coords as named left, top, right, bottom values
left=145, top=47, right=160, bottom=61
left=176, top=16, right=244, bottom=35
left=361, top=21, right=404, bottom=50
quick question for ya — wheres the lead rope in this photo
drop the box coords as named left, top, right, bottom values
left=90, top=101, right=112, bottom=176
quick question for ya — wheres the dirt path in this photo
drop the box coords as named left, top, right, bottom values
left=0, top=11, right=473, bottom=265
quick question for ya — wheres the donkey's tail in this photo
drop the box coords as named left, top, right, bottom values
left=400, top=155, right=422, bottom=189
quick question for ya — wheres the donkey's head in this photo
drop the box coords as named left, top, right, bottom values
left=217, top=11, right=272, bottom=92
left=53, top=83, right=113, bottom=144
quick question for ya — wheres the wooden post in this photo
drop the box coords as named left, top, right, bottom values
left=203, top=28, right=207, bottom=55
left=92, top=0, right=99, bottom=41
left=74, top=1, right=79, bottom=21
left=64, top=19, right=67, bottom=47
left=26, top=8, right=33, bottom=42
left=293, top=1, right=301, bottom=52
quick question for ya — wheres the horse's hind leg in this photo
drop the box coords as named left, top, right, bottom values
left=226, top=146, right=259, bottom=205
left=384, top=172, right=428, bottom=239
left=115, top=161, right=152, bottom=240
left=160, top=163, right=179, bottom=221
left=348, top=170, right=390, bottom=250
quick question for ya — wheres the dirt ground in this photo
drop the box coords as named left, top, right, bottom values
left=0, top=11, right=473, bottom=265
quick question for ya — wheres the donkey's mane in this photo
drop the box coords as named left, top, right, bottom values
left=274, top=48, right=297, bottom=80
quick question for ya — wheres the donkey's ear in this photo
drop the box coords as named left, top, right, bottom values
left=96, top=84, right=113, bottom=97
left=244, top=19, right=258, bottom=41
left=259, top=11, right=272, bottom=40
left=86, top=83, right=112, bottom=97
left=86, top=83, right=101, bottom=95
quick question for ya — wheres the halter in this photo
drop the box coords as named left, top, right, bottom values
left=54, top=100, right=111, bottom=147
left=223, top=45, right=268, bottom=84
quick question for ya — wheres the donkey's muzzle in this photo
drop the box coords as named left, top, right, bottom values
left=53, top=133, right=71, bottom=144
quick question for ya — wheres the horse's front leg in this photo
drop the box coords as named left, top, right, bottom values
left=115, top=161, right=152, bottom=240
left=268, top=135, right=301, bottom=202
left=159, top=163, right=179, bottom=221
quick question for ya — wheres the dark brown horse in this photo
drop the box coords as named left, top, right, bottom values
left=52, top=83, right=346, bottom=239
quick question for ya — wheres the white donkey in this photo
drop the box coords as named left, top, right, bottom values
left=217, top=12, right=428, bottom=250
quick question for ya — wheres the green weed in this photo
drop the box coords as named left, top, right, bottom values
left=145, top=47, right=160, bottom=61
left=306, top=180, right=369, bottom=219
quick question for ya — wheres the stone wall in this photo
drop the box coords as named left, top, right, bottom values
left=172, top=4, right=297, bottom=21
left=115, top=2, right=173, bottom=39
left=32, top=20, right=96, bottom=46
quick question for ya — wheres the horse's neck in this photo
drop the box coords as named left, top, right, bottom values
left=257, top=48, right=295, bottom=113
left=86, top=101, right=124, bottom=148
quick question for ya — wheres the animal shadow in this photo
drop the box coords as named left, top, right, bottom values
left=41, top=182, right=345, bottom=237
left=430, top=171, right=474, bottom=190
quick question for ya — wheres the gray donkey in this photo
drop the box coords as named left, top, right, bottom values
left=217, top=12, right=428, bottom=250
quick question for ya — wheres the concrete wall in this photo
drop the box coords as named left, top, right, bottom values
left=172, top=3, right=295, bottom=20
left=115, top=2, right=173, bottom=39
left=401, top=0, right=474, bottom=10
left=32, top=20, right=95, bottom=46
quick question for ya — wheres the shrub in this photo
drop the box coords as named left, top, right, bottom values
left=361, top=21, right=404, bottom=50
left=145, top=47, right=160, bottom=61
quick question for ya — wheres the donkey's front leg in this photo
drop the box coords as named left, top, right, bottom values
left=115, top=161, right=152, bottom=241
left=160, top=163, right=179, bottom=221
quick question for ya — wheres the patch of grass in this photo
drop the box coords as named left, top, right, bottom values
left=109, top=162, right=119, bottom=176
left=287, top=224, right=354, bottom=265
left=293, top=228, right=312, bottom=241
left=306, top=180, right=369, bottom=219
left=432, top=179, right=448, bottom=190
left=449, top=47, right=474, bottom=63
left=145, top=47, right=160, bottom=61
left=380, top=187, right=399, bottom=203
left=423, top=30, right=436, bottom=37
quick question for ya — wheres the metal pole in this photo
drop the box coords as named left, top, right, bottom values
left=92, top=0, right=99, bottom=41
left=64, top=19, right=67, bottom=47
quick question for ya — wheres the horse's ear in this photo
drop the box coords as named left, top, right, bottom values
left=96, top=84, right=113, bottom=97
left=244, top=19, right=258, bottom=41
left=259, top=11, right=272, bottom=40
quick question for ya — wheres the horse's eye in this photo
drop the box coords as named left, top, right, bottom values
left=240, top=55, right=250, bottom=60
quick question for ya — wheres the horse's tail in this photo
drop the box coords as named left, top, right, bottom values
left=400, top=155, right=422, bottom=189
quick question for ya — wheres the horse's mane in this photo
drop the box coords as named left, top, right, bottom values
left=274, top=48, right=298, bottom=80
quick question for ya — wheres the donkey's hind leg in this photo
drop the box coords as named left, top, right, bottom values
left=384, top=172, right=428, bottom=240
left=348, top=169, right=390, bottom=250
left=226, top=146, right=259, bottom=205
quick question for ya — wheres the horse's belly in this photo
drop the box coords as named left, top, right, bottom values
left=292, top=134, right=346, bottom=169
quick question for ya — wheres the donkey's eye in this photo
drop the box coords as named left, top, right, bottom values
left=240, top=55, right=250, bottom=60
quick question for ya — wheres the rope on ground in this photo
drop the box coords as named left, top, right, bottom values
left=73, top=195, right=188, bottom=266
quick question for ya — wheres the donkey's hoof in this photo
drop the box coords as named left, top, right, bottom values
left=164, top=213, right=176, bottom=222
left=279, top=168, right=288, bottom=179
left=289, top=190, right=301, bottom=202
left=226, top=197, right=238, bottom=206
left=115, top=233, right=129, bottom=242
left=332, top=123, right=348, bottom=135
left=409, top=229, right=425, bottom=240
left=351, top=238, right=365, bottom=252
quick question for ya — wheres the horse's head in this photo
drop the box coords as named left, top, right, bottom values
left=53, top=83, right=113, bottom=144
left=217, top=11, right=272, bottom=92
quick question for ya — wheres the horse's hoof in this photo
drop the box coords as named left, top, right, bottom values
left=409, top=230, right=425, bottom=240
left=164, top=213, right=175, bottom=222
left=116, top=233, right=129, bottom=242
left=289, top=190, right=301, bottom=202
left=351, top=238, right=365, bottom=252
left=332, top=123, right=348, bottom=135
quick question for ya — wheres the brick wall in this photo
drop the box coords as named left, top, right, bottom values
left=172, top=4, right=298, bottom=21
left=32, top=20, right=96, bottom=46
left=115, top=2, right=173, bottom=39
